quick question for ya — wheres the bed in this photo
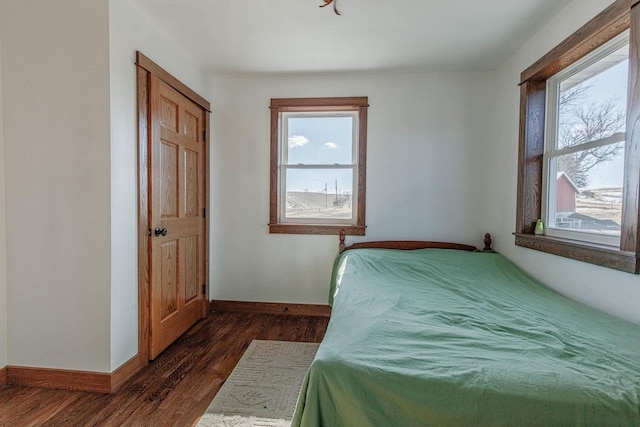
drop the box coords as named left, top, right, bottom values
left=291, top=234, right=640, bottom=426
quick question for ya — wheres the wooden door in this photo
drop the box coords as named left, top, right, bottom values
left=149, top=74, right=207, bottom=359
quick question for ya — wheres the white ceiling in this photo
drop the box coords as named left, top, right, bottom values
left=131, top=0, right=572, bottom=76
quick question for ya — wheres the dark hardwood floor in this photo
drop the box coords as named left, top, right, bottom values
left=0, top=311, right=329, bottom=427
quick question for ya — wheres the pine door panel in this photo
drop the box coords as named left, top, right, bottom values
left=184, top=235, right=199, bottom=302
left=185, top=149, right=199, bottom=217
left=160, top=141, right=179, bottom=218
left=160, top=96, right=179, bottom=131
left=160, top=241, right=178, bottom=319
left=149, top=74, right=206, bottom=360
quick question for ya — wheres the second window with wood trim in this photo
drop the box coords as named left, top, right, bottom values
left=269, top=97, right=368, bottom=235
left=515, top=0, right=640, bottom=273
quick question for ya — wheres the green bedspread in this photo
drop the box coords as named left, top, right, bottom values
left=291, top=249, right=640, bottom=426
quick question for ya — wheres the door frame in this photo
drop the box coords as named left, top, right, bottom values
left=136, top=51, right=211, bottom=363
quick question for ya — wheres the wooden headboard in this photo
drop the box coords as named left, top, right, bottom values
left=339, top=230, right=492, bottom=254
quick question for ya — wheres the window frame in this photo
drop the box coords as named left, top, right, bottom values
left=515, top=0, right=640, bottom=273
left=278, top=110, right=359, bottom=226
left=269, top=97, right=368, bottom=235
left=541, top=30, right=629, bottom=247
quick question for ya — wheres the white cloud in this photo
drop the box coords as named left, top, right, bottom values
left=288, top=135, right=310, bottom=148
left=324, top=142, right=338, bottom=149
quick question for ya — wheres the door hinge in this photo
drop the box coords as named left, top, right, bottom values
left=203, top=208, right=206, bottom=218
left=203, top=129, right=206, bottom=140
left=202, top=284, right=206, bottom=294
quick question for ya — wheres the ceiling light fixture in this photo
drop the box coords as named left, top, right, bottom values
left=319, top=0, right=341, bottom=15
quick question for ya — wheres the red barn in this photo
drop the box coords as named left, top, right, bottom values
left=556, top=172, right=579, bottom=213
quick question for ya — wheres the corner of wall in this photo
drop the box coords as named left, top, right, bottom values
left=0, top=10, right=8, bottom=370
left=3, top=0, right=112, bottom=371
left=107, top=0, right=213, bottom=371
left=487, top=0, right=640, bottom=324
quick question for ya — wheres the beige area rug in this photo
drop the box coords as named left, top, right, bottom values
left=197, top=340, right=319, bottom=427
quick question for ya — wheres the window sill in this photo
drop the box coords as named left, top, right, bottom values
left=269, top=224, right=365, bottom=235
left=514, top=233, right=638, bottom=273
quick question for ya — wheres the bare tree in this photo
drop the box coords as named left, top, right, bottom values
left=556, top=85, right=625, bottom=188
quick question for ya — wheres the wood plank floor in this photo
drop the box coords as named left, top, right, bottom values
left=0, top=311, right=329, bottom=427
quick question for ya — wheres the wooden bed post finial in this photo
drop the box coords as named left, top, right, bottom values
left=483, top=233, right=492, bottom=251
left=339, top=229, right=346, bottom=253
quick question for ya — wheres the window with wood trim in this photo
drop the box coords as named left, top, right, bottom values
left=542, top=31, right=628, bottom=247
left=269, top=97, right=368, bottom=235
left=515, top=0, right=640, bottom=273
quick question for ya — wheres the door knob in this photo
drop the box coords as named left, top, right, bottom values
left=154, top=227, right=167, bottom=236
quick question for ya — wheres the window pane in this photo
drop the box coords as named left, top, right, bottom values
left=285, top=168, right=353, bottom=220
left=550, top=146, right=623, bottom=236
left=287, top=116, right=353, bottom=165
left=557, top=44, right=628, bottom=150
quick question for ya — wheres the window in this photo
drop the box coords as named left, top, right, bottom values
left=542, top=31, right=628, bottom=247
left=515, top=0, right=640, bottom=273
left=269, top=97, right=368, bottom=235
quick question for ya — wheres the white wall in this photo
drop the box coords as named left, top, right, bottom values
left=108, top=0, right=212, bottom=370
left=0, top=0, right=633, bottom=377
left=1, top=0, right=112, bottom=370
left=485, top=0, right=640, bottom=324
left=210, top=72, right=494, bottom=304
left=0, top=0, right=213, bottom=373
left=0, top=16, right=7, bottom=370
